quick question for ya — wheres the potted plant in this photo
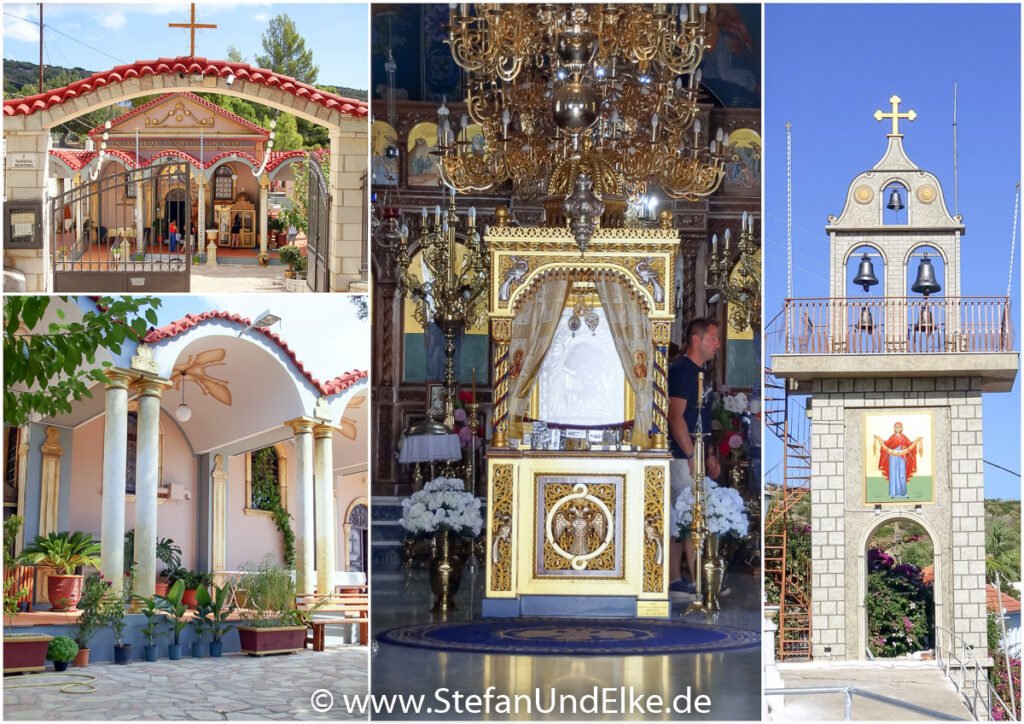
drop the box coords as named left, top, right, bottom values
left=278, top=245, right=303, bottom=278
left=155, top=538, right=182, bottom=597
left=111, top=246, right=122, bottom=262
left=134, top=594, right=166, bottom=662
left=46, top=635, right=79, bottom=672
left=72, top=574, right=108, bottom=666
left=155, top=579, right=190, bottom=660
left=153, top=216, right=166, bottom=245
left=235, top=555, right=309, bottom=656
left=102, top=591, right=131, bottom=664
left=20, top=530, right=100, bottom=612
left=190, top=606, right=208, bottom=658
left=196, top=583, right=236, bottom=657
left=3, top=516, right=52, bottom=673
left=167, top=569, right=214, bottom=609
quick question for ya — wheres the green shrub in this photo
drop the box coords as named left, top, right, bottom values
left=865, top=548, right=934, bottom=657
left=236, top=555, right=303, bottom=628
left=46, top=635, right=79, bottom=662
left=21, top=530, right=101, bottom=574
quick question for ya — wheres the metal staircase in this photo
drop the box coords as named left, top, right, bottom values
left=765, top=309, right=813, bottom=660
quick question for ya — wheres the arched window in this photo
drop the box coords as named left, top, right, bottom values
left=214, top=166, right=234, bottom=201
left=346, top=503, right=368, bottom=572
left=3, top=427, right=20, bottom=524
left=245, top=444, right=288, bottom=515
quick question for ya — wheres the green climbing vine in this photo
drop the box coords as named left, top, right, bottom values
left=251, top=447, right=296, bottom=568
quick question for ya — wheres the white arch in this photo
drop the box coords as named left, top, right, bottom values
left=855, top=512, right=942, bottom=661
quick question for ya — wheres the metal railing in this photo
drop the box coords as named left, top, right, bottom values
left=778, top=296, right=1014, bottom=354
left=936, top=625, right=1018, bottom=721
left=764, top=686, right=967, bottom=720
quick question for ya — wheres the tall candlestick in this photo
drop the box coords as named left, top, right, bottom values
left=472, top=367, right=477, bottom=403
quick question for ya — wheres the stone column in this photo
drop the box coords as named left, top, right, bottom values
left=131, top=376, right=172, bottom=598
left=38, top=426, right=63, bottom=537
left=313, top=423, right=336, bottom=596
left=101, top=370, right=135, bottom=594
left=258, top=175, right=270, bottom=257
left=286, top=417, right=316, bottom=594
left=211, top=454, right=228, bottom=573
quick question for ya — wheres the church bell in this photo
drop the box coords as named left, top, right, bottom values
left=855, top=306, right=874, bottom=333
left=853, top=254, right=879, bottom=292
left=886, top=187, right=905, bottom=211
left=911, top=255, right=941, bottom=296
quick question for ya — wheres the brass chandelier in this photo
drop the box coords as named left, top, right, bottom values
left=438, top=3, right=728, bottom=202
left=708, top=211, right=760, bottom=333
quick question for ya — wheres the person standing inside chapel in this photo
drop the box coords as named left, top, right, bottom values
left=168, top=219, right=178, bottom=253
left=667, top=318, right=721, bottom=596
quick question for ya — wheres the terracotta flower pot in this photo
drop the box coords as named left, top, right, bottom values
left=72, top=647, right=90, bottom=667
left=47, top=574, right=83, bottom=611
left=236, top=626, right=306, bottom=656
left=3, top=634, right=53, bottom=673
left=154, top=582, right=169, bottom=597
left=182, top=589, right=199, bottom=609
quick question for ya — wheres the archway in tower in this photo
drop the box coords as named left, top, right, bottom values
left=864, top=518, right=936, bottom=659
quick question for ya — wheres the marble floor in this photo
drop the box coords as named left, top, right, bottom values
left=370, top=566, right=761, bottom=721
left=3, top=644, right=369, bottom=720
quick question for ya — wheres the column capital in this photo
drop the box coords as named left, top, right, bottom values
left=285, top=416, right=317, bottom=435
left=259, top=174, right=270, bottom=188
left=132, top=374, right=173, bottom=398
left=104, top=368, right=136, bottom=390
left=312, top=422, right=338, bottom=440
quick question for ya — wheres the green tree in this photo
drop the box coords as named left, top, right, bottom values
left=986, top=515, right=1021, bottom=588
left=226, top=45, right=246, bottom=64
left=278, top=155, right=330, bottom=235
left=272, top=113, right=304, bottom=152
left=4, top=296, right=161, bottom=428
left=255, top=14, right=318, bottom=85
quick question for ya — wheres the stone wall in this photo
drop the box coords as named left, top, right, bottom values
left=808, top=376, right=988, bottom=661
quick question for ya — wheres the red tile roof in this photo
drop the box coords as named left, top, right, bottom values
left=49, top=148, right=328, bottom=173
left=4, top=58, right=368, bottom=119
left=88, top=91, right=270, bottom=137
left=988, top=584, right=1022, bottom=614
left=141, top=310, right=367, bottom=397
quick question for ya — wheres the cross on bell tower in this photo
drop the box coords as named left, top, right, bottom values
left=169, top=3, right=217, bottom=58
left=873, top=94, right=917, bottom=136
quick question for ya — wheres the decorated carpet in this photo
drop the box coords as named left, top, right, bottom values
left=376, top=617, right=759, bottom=656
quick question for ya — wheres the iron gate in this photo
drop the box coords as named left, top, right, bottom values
left=51, top=161, right=192, bottom=292
left=307, top=154, right=331, bottom=292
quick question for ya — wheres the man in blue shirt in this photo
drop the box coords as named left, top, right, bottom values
left=667, top=318, right=721, bottom=597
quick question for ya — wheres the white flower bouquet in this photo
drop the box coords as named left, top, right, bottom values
left=721, top=392, right=749, bottom=415
left=399, top=477, right=484, bottom=539
left=673, top=478, right=749, bottom=539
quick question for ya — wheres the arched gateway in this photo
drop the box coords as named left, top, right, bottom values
left=3, top=57, right=368, bottom=292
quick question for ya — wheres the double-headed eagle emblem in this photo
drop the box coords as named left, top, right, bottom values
left=552, top=504, right=607, bottom=557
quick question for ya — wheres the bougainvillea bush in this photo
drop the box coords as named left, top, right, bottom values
left=865, top=548, right=934, bottom=657
left=990, top=654, right=1021, bottom=721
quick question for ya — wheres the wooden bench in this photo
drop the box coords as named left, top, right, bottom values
left=296, top=588, right=369, bottom=649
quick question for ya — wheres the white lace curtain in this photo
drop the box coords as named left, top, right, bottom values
left=595, top=275, right=654, bottom=449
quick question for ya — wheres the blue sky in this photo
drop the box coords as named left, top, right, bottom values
left=2, top=2, right=367, bottom=91
left=765, top=4, right=1021, bottom=501
left=144, top=294, right=370, bottom=381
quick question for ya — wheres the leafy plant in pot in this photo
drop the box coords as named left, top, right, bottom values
left=46, top=635, right=79, bottom=671
left=166, top=568, right=213, bottom=609
left=102, top=591, right=131, bottom=664
left=3, top=515, right=52, bottom=673
left=155, top=579, right=190, bottom=660
left=134, top=594, right=167, bottom=662
left=72, top=574, right=108, bottom=666
left=195, top=583, right=236, bottom=657
left=235, top=555, right=312, bottom=656
left=20, top=530, right=101, bottom=611
left=278, top=245, right=304, bottom=279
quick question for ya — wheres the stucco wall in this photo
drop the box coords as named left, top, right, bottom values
left=67, top=411, right=198, bottom=571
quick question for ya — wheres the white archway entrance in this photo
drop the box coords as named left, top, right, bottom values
left=3, top=57, right=367, bottom=292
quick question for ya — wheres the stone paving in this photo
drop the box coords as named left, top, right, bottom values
left=189, top=264, right=294, bottom=293
left=4, top=646, right=369, bottom=720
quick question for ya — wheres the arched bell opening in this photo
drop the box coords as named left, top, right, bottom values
left=845, top=244, right=886, bottom=349
left=882, top=181, right=909, bottom=225
left=904, top=244, right=946, bottom=349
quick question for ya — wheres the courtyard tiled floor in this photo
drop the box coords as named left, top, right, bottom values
left=4, top=646, right=369, bottom=720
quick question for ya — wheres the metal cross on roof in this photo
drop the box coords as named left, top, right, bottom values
left=169, top=4, right=217, bottom=58
left=873, top=94, right=917, bottom=136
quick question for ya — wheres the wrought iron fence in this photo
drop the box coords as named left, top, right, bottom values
left=935, top=625, right=1017, bottom=721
